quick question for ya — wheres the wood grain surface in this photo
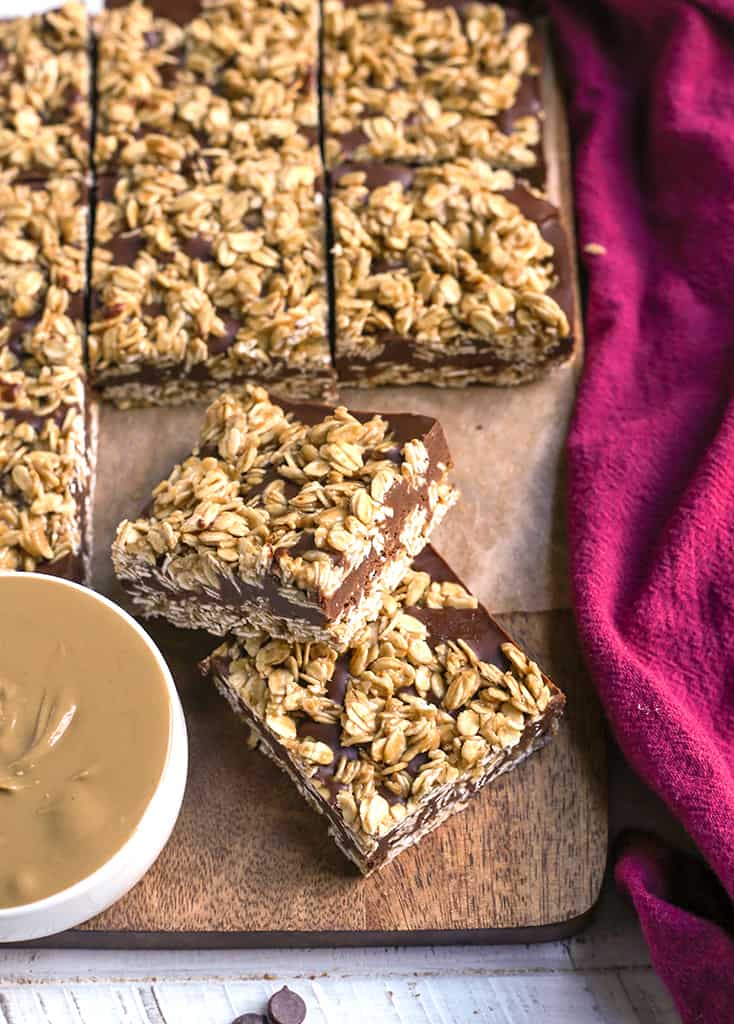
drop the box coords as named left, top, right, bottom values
left=49, top=22, right=607, bottom=946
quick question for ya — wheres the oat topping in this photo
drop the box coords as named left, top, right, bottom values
left=0, top=365, right=88, bottom=574
left=324, top=0, right=541, bottom=171
left=0, top=2, right=90, bottom=181
left=114, top=385, right=447, bottom=603
left=0, top=178, right=87, bottom=375
left=326, top=92, right=540, bottom=172
left=95, top=0, right=319, bottom=172
left=209, top=565, right=554, bottom=844
left=331, top=160, right=569, bottom=361
left=89, top=156, right=330, bottom=389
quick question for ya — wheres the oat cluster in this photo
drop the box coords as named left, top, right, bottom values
left=89, top=158, right=329, bottom=386
left=114, top=385, right=436, bottom=601
left=0, top=368, right=87, bottom=573
left=95, top=0, right=318, bottom=172
left=324, top=0, right=539, bottom=170
left=212, top=571, right=552, bottom=842
left=0, top=2, right=89, bottom=181
left=332, top=160, right=569, bottom=359
left=0, top=179, right=87, bottom=338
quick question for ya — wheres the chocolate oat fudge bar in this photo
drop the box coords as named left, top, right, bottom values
left=202, top=547, right=565, bottom=874
left=89, top=152, right=335, bottom=407
left=331, top=160, right=574, bottom=387
left=0, top=3, right=90, bottom=183
left=323, top=0, right=543, bottom=180
left=95, top=0, right=319, bottom=174
left=112, top=386, right=457, bottom=648
left=0, top=178, right=94, bottom=580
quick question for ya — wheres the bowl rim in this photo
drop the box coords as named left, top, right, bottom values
left=0, top=571, right=184, bottom=919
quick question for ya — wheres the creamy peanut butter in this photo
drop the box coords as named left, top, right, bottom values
left=0, top=575, right=172, bottom=908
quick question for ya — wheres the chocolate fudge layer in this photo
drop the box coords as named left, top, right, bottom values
left=113, top=386, right=457, bottom=648
left=203, top=546, right=565, bottom=874
left=323, top=0, right=543, bottom=180
left=0, top=3, right=90, bottom=183
left=89, top=156, right=335, bottom=408
left=95, top=0, right=318, bottom=174
left=331, top=161, right=575, bottom=387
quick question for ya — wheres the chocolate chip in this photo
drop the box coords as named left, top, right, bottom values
left=231, top=1015, right=267, bottom=1024
left=334, top=163, right=415, bottom=191
left=326, top=665, right=350, bottom=706
left=183, top=235, right=213, bottom=262
left=0, top=382, right=19, bottom=404
left=159, top=45, right=186, bottom=85
left=142, top=301, right=166, bottom=320
left=371, top=258, right=403, bottom=275
left=8, top=318, right=39, bottom=344
left=267, top=987, right=306, bottom=1024
left=207, top=316, right=240, bottom=355
left=109, top=234, right=143, bottom=265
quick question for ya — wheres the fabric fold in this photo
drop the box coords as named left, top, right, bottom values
left=548, top=1, right=734, bottom=1019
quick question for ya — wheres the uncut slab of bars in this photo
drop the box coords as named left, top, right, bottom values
left=203, top=547, right=565, bottom=874
left=323, top=0, right=544, bottom=182
left=112, top=386, right=457, bottom=648
left=0, top=2, right=90, bottom=183
left=331, top=160, right=574, bottom=387
left=89, top=151, right=334, bottom=407
left=95, top=0, right=319, bottom=174
left=0, top=178, right=95, bottom=582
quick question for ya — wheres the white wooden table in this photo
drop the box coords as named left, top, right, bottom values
left=0, top=910, right=676, bottom=1024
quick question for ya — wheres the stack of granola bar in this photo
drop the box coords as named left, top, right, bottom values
left=113, top=384, right=565, bottom=873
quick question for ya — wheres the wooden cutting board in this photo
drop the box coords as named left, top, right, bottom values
left=32, top=21, right=607, bottom=948
left=57, top=608, right=603, bottom=947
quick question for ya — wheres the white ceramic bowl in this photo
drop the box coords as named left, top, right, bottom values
left=0, top=574, right=188, bottom=943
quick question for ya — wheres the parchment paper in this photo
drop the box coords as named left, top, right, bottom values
left=92, top=354, right=580, bottom=614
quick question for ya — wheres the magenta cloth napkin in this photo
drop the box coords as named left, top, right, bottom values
left=546, top=0, right=734, bottom=1019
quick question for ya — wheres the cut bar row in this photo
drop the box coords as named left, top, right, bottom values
left=0, top=1, right=575, bottom=408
